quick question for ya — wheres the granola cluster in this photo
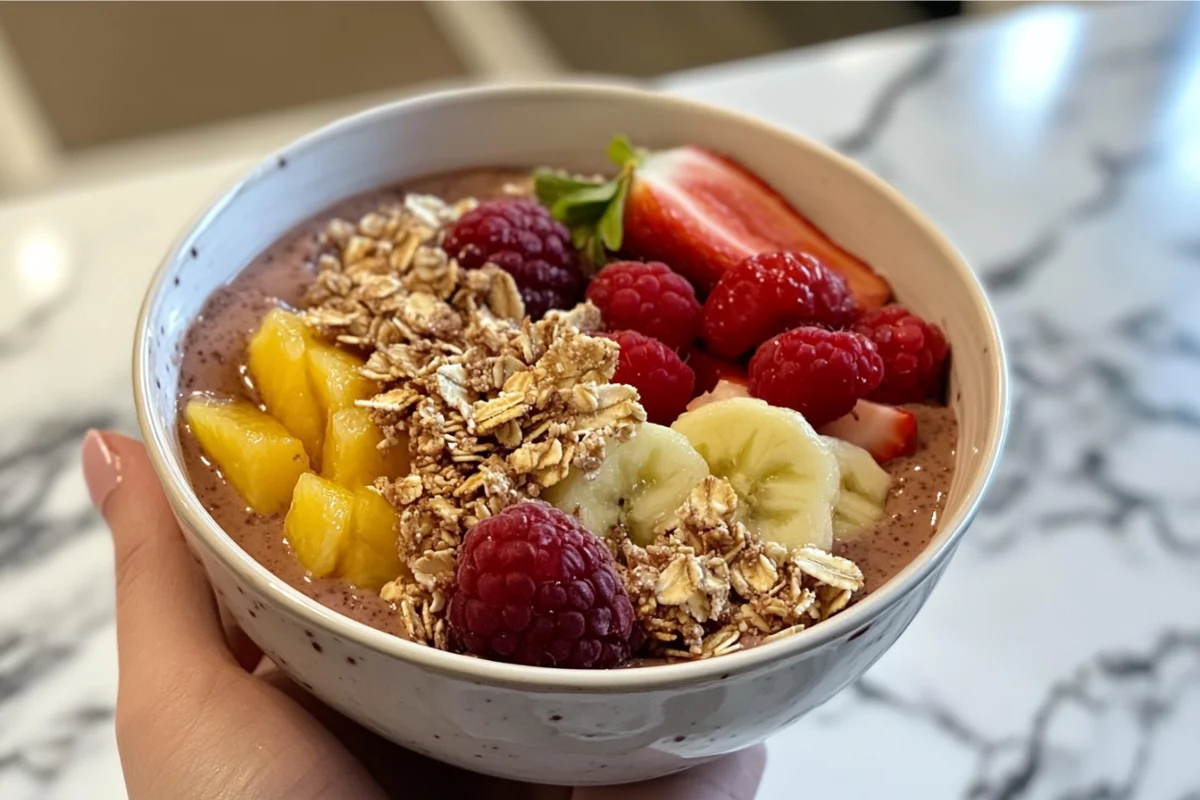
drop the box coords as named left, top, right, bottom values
left=616, top=476, right=864, bottom=660
left=302, top=195, right=645, bottom=648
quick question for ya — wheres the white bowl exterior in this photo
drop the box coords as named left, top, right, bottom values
left=202, top=537, right=953, bottom=784
left=136, top=85, right=1005, bottom=785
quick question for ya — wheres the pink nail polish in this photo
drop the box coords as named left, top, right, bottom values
left=82, top=430, right=122, bottom=512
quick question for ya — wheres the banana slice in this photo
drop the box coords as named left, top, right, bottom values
left=672, top=397, right=839, bottom=551
left=823, top=436, right=892, bottom=538
left=544, top=423, right=709, bottom=546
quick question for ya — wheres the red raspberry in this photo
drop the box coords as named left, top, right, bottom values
left=585, top=261, right=702, bottom=349
left=684, top=347, right=747, bottom=398
left=703, top=251, right=858, bottom=359
left=448, top=502, right=642, bottom=669
left=854, top=306, right=949, bottom=403
left=748, top=327, right=883, bottom=427
left=444, top=198, right=583, bottom=319
left=603, top=331, right=695, bottom=424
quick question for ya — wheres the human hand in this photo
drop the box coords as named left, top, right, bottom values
left=83, top=431, right=766, bottom=800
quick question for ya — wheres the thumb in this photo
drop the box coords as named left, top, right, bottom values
left=82, top=430, right=232, bottom=680
left=574, top=745, right=767, bottom=800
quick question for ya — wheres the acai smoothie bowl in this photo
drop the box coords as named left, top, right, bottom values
left=134, top=84, right=1007, bottom=785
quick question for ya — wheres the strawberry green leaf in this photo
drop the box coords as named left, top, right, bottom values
left=568, top=225, right=606, bottom=270
left=539, top=135, right=649, bottom=268
left=584, top=233, right=607, bottom=267
left=598, top=175, right=629, bottom=252
left=533, top=169, right=605, bottom=209
left=570, top=225, right=592, bottom=251
left=607, top=135, right=638, bottom=168
left=551, top=182, right=619, bottom=226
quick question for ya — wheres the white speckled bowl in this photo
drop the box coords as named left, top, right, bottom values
left=133, top=84, right=1007, bottom=786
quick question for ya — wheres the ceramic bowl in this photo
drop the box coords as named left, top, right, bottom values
left=133, top=84, right=1007, bottom=786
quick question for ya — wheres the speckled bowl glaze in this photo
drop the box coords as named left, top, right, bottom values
left=134, top=84, right=1007, bottom=786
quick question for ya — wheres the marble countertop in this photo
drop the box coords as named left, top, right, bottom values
left=2, top=4, right=1198, bottom=798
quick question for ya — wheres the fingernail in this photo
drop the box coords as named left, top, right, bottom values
left=82, top=430, right=121, bottom=512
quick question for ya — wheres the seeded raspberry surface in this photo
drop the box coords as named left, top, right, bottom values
left=586, top=260, right=702, bottom=349
left=854, top=306, right=949, bottom=404
left=703, top=251, right=858, bottom=359
left=444, top=198, right=582, bottom=318
left=448, top=503, right=642, bottom=669
left=604, top=330, right=695, bottom=424
left=749, top=327, right=883, bottom=427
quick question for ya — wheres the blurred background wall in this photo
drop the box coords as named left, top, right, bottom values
left=0, top=1, right=1017, bottom=198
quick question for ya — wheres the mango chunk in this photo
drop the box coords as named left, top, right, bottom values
left=284, top=473, right=354, bottom=577
left=248, top=308, right=324, bottom=466
left=310, top=489, right=401, bottom=591
left=322, top=407, right=410, bottom=489
left=338, top=489, right=404, bottom=591
left=307, top=343, right=378, bottom=415
left=185, top=397, right=308, bottom=515
left=338, top=542, right=400, bottom=592
left=351, top=488, right=403, bottom=561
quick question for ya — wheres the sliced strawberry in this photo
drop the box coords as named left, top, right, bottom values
left=625, top=146, right=891, bottom=306
left=686, top=378, right=752, bottom=412
left=533, top=137, right=893, bottom=309
left=684, top=347, right=747, bottom=397
left=819, top=399, right=917, bottom=465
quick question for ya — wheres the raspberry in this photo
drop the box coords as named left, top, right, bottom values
left=603, top=331, right=695, bottom=424
left=703, top=251, right=858, bottom=359
left=684, top=347, right=746, bottom=398
left=448, top=502, right=642, bottom=668
left=443, top=198, right=583, bottom=319
left=748, top=327, right=883, bottom=427
left=854, top=306, right=949, bottom=404
left=585, top=261, right=702, bottom=349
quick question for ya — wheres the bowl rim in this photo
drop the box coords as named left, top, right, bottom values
left=134, top=82, right=1009, bottom=692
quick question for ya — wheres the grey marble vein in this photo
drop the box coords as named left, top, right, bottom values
left=1176, top=240, right=1200, bottom=265
left=0, top=706, right=115, bottom=786
left=0, top=307, right=59, bottom=360
left=833, top=42, right=948, bottom=157
left=983, top=146, right=1157, bottom=293
left=0, top=413, right=119, bottom=567
left=852, top=633, right=1200, bottom=800
left=975, top=303, right=1200, bottom=557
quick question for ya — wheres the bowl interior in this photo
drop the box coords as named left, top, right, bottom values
left=136, top=84, right=1005, bottom=686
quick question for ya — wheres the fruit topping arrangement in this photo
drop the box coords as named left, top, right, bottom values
left=184, top=137, right=951, bottom=668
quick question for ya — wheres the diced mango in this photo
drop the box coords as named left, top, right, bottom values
left=322, top=407, right=410, bottom=489
left=338, top=542, right=399, bottom=592
left=284, top=473, right=354, bottom=577
left=324, top=490, right=402, bottom=591
left=247, top=308, right=324, bottom=466
left=351, top=488, right=403, bottom=560
left=338, top=489, right=404, bottom=591
left=185, top=397, right=308, bottom=515
left=307, top=343, right=378, bottom=415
